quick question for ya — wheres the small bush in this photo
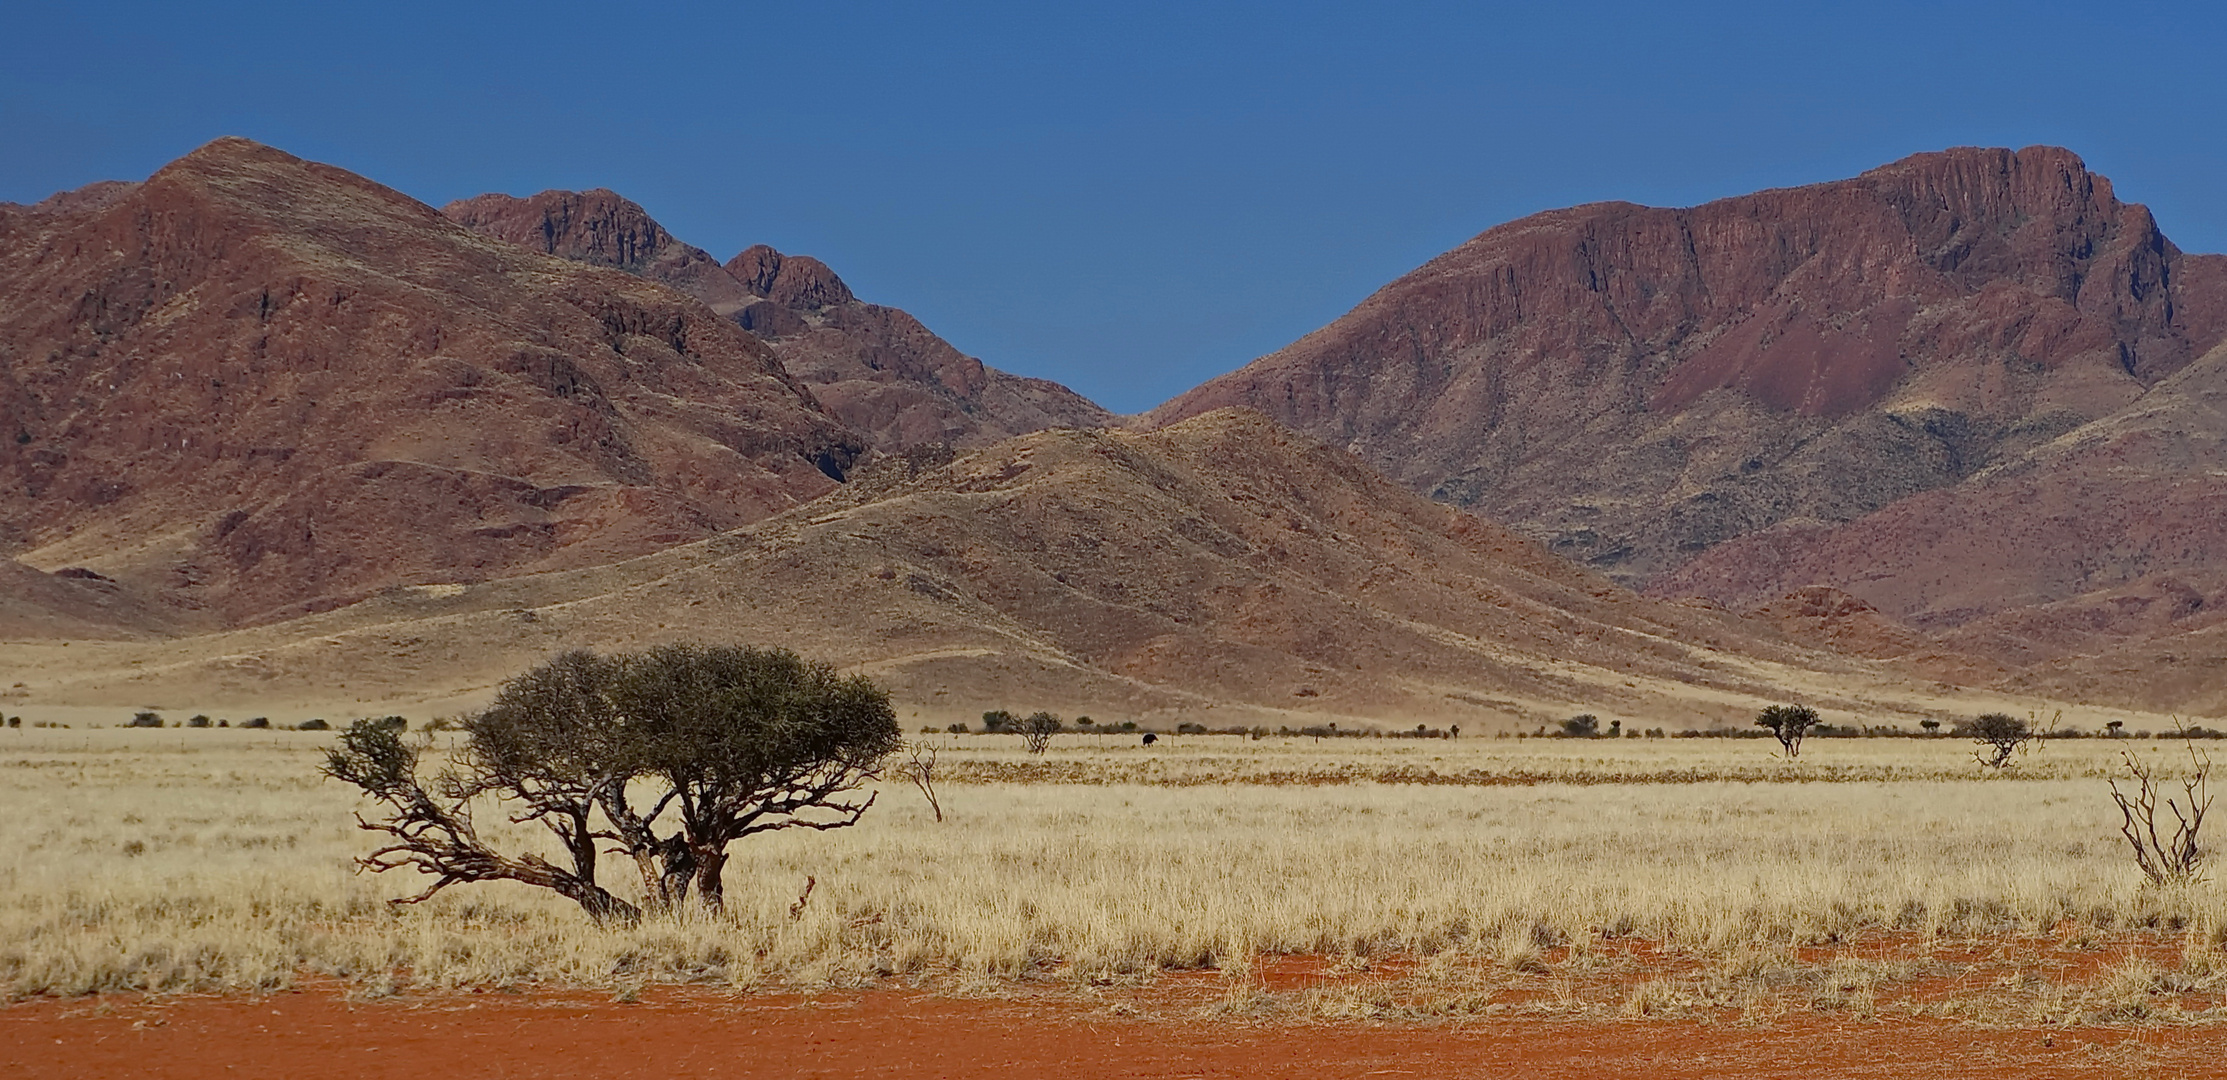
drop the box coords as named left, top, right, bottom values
left=126, top=711, right=164, bottom=728
left=1558, top=714, right=1600, bottom=738
left=2110, top=737, right=2213, bottom=886
left=1962, top=712, right=2032, bottom=768
left=296, top=718, right=331, bottom=732
left=946, top=723, right=968, bottom=734
left=186, top=714, right=212, bottom=728
left=1176, top=722, right=1208, bottom=735
left=240, top=717, right=271, bottom=729
left=1018, top=711, right=1061, bottom=755
left=981, top=710, right=1016, bottom=734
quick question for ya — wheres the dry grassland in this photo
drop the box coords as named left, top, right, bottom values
left=5, top=728, right=2226, bottom=1025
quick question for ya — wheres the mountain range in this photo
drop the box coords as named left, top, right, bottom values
left=4, top=139, right=2224, bottom=722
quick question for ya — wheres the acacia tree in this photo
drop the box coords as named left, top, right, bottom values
left=1017, top=711, right=1061, bottom=755
left=324, top=645, right=899, bottom=921
left=1966, top=712, right=2033, bottom=769
left=323, top=708, right=640, bottom=924
left=1755, top=704, right=1820, bottom=758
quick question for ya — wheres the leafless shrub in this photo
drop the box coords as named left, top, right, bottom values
left=2110, top=735, right=2213, bottom=886
left=897, top=740, right=945, bottom=822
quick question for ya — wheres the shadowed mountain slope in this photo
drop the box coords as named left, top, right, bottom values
left=0, top=139, right=863, bottom=626
left=444, top=191, right=1113, bottom=451
left=1150, top=147, right=2227, bottom=592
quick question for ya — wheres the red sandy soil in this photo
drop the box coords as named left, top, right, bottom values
left=5, top=986, right=2223, bottom=1080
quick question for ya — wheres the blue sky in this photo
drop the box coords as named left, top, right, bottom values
left=4, top=1, right=2223, bottom=412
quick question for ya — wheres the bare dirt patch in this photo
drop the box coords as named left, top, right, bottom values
left=5, top=984, right=2221, bottom=1080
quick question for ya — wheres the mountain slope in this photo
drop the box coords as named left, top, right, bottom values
left=3, top=410, right=2026, bottom=730
left=444, top=191, right=1113, bottom=450
left=1654, top=339, right=2227, bottom=671
left=1149, top=147, right=2227, bottom=590
left=0, top=139, right=862, bottom=626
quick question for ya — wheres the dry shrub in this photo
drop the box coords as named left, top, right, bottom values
left=1620, top=978, right=1689, bottom=1017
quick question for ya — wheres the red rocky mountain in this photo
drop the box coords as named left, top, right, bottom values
left=444, top=192, right=1112, bottom=450
left=1150, top=147, right=2227, bottom=591
left=1148, top=147, right=2227, bottom=700
left=0, top=138, right=863, bottom=627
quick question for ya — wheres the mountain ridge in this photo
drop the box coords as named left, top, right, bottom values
left=0, top=137, right=862, bottom=627
left=442, top=190, right=1115, bottom=451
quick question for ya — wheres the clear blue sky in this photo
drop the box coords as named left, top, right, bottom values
left=5, top=1, right=2223, bottom=413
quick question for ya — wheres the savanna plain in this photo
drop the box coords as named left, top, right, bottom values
left=7, top=723, right=2227, bottom=1023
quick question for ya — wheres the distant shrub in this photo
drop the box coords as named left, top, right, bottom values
left=1018, top=711, right=1061, bottom=755
left=1557, top=715, right=1599, bottom=739
left=1118, top=721, right=1137, bottom=732
left=1961, top=712, right=2032, bottom=768
left=126, top=711, right=164, bottom=728
left=186, top=714, right=212, bottom=728
left=946, top=723, right=968, bottom=734
left=1175, top=722, right=1208, bottom=735
left=296, top=718, right=331, bottom=732
left=5, top=716, right=19, bottom=728
left=981, top=710, right=1016, bottom=734
left=240, top=717, right=271, bottom=729
left=1754, top=704, right=1821, bottom=758
left=1919, top=719, right=1941, bottom=735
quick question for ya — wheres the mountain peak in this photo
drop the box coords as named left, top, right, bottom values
left=726, top=244, right=854, bottom=308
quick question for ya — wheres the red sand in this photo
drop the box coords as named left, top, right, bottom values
left=6, top=987, right=2223, bottom=1080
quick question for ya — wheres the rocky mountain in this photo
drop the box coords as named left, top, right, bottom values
left=0, top=138, right=862, bottom=627
left=6, top=410, right=2003, bottom=730
left=1149, top=146, right=2227, bottom=593
left=444, top=191, right=1113, bottom=451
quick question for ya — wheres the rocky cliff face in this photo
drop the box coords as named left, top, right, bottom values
left=1149, top=147, right=2227, bottom=588
left=445, top=194, right=1114, bottom=451
left=0, top=139, right=863, bottom=625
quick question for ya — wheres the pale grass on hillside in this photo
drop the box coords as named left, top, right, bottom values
left=2, top=729, right=2223, bottom=1010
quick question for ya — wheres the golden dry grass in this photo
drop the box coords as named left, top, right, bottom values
left=3, top=727, right=2225, bottom=1025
